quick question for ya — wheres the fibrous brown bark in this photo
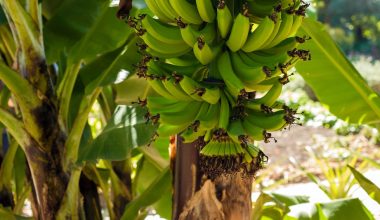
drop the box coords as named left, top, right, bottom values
left=24, top=130, right=68, bottom=220
left=23, top=63, right=69, bottom=220
left=173, top=136, right=254, bottom=220
left=0, top=2, right=71, bottom=219
left=172, top=136, right=202, bottom=219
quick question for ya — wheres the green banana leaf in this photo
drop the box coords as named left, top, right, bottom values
left=268, top=193, right=310, bottom=206
left=318, top=198, right=374, bottom=220
left=69, top=6, right=132, bottom=62
left=285, top=198, right=374, bottom=220
left=253, top=193, right=309, bottom=220
left=0, top=7, right=6, bottom=25
left=348, top=165, right=380, bottom=204
left=0, top=207, right=32, bottom=220
left=13, top=147, right=26, bottom=200
left=41, top=0, right=65, bottom=19
left=296, top=18, right=380, bottom=125
left=114, top=75, right=150, bottom=105
left=44, top=0, right=109, bottom=63
left=133, top=151, right=171, bottom=219
left=44, top=0, right=131, bottom=63
left=79, top=36, right=140, bottom=95
left=77, top=105, right=157, bottom=162
left=121, top=167, right=171, bottom=220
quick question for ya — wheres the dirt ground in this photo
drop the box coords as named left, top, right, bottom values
left=256, top=125, right=380, bottom=187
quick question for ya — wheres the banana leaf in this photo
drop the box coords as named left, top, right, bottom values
left=44, top=0, right=132, bottom=63
left=77, top=105, right=157, bottom=162
left=348, top=165, right=380, bottom=204
left=121, top=167, right=171, bottom=220
left=285, top=198, right=374, bottom=220
left=296, top=18, right=380, bottom=125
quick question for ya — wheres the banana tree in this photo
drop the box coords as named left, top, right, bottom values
left=0, top=0, right=379, bottom=220
left=0, top=0, right=147, bottom=219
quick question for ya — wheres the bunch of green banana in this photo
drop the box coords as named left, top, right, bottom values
left=128, top=0, right=310, bottom=178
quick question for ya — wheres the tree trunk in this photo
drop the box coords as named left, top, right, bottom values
left=24, top=125, right=69, bottom=220
left=172, top=136, right=202, bottom=219
left=173, top=136, right=253, bottom=220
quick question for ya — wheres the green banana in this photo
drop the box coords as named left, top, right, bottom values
left=214, top=141, right=224, bottom=157
left=217, top=0, right=233, bottom=39
left=261, top=12, right=282, bottom=48
left=179, top=75, right=220, bottom=104
left=224, top=89, right=237, bottom=107
left=242, top=50, right=288, bottom=66
left=169, top=0, right=203, bottom=24
left=159, top=61, right=201, bottom=77
left=242, top=119, right=266, bottom=141
left=159, top=101, right=202, bottom=125
left=196, top=0, right=216, bottom=22
left=200, top=139, right=218, bottom=156
left=225, top=140, right=233, bottom=156
left=162, top=78, right=194, bottom=101
left=260, top=36, right=299, bottom=55
left=147, top=79, right=175, bottom=100
left=193, top=38, right=222, bottom=65
left=217, top=52, right=245, bottom=98
left=281, top=0, right=299, bottom=9
left=181, top=102, right=210, bottom=142
left=221, top=141, right=229, bottom=157
left=288, top=14, right=304, bottom=37
left=218, top=91, right=230, bottom=130
left=226, top=12, right=250, bottom=52
left=145, top=0, right=172, bottom=22
left=236, top=142, right=245, bottom=155
left=196, top=101, right=211, bottom=119
left=265, top=11, right=294, bottom=48
left=203, top=129, right=213, bottom=142
left=146, top=47, right=191, bottom=59
left=166, top=54, right=199, bottom=66
left=229, top=140, right=238, bottom=156
left=147, top=61, right=168, bottom=77
left=201, top=85, right=221, bottom=104
left=140, top=32, right=190, bottom=56
left=147, top=96, right=182, bottom=112
left=206, top=140, right=218, bottom=156
left=178, top=75, right=205, bottom=101
left=245, top=109, right=288, bottom=131
left=181, top=128, right=207, bottom=143
left=242, top=15, right=276, bottom=52
left=179, top=22, right=216, bottom=47
left=179, top=24, right=199, bottom=47
left=244, top=143, right=260, bottom=160
left=155, top=0, right=178, bottom=21
left=157, top=123, right=189, bottom=137
left=247, top=0, right=279, bottom=19
left=227, top=119, right=246, bottom=143
left=140, top=14, right=184, bottom=44
left=198, top=102, right=220, bottom=129
left=246, top=81, right=283, bottom=110
left=230, top=51, right=268, bottom=85
left=237, top=51, right=263, bottom=66
left=245, top=76, right=280, bottom=91
left=242, top=148, right=253, bottom=163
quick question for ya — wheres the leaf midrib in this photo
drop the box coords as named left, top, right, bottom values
left=301, top=22, right=380, bottom=121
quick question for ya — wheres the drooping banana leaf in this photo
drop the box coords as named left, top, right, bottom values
left=296, top=18, right=380, bottom=125
left=348, top=165, right=380, bottom=205
left=77, top=105, right=157, bottom=162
